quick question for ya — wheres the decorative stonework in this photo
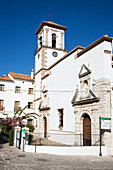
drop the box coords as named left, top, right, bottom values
left=78, top=64, right=91, bottom=78
left=39, top=86, right=50, bottom=111
left=72, top=64, right=112, bottom=146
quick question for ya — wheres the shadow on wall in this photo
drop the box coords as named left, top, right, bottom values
left=0, top=136, right=8, bottom=149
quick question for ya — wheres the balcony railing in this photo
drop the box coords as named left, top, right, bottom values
left=14, top=107, right=21, bottom=112
left=34, top=40, right=68, bottom=55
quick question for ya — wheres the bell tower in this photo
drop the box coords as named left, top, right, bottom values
left=34, top=20, right=68, bottom=72
left=34, top=21, right=68, bottom=132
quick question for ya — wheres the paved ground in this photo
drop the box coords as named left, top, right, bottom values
left=1, top=138, right=113, bottom=169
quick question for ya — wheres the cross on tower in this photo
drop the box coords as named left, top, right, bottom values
left=49, top=14, right=52, bottom=21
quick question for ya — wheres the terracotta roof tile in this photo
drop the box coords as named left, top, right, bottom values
left=35, top=21, right=67, bottom=35
left=9, top=72, right=34, bottom=81
left=0, top=76, right=13, bottom=81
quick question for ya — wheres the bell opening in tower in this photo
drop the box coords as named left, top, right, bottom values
left=52, top=33, right=56, bottom=48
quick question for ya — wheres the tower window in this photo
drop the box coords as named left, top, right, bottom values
left=38, top=54, right=40, bottom=59
left=39, top=36, right=42, bottom=47
left=52, top=33, right=56, bottom=48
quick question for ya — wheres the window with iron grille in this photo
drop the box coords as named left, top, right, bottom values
left=15, top=86, right=21, bottom=93
left=58, top=108, right=64, bottom=127
left=0, top=100, right=4, bottom=111
left=28, top=88, right=33, bottom=94
left=14, top=101, right=20, bottom=111
left=28, top=102, right=33, bottom=109
left=0, top=84, right=5, bottom=91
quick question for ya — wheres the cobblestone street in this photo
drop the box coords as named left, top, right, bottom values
left=1, top=138, right=113, bottom=170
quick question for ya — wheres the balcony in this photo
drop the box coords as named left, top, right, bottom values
left=34, top=40, right=68, bottom=55
left=0, top=107, right=5, bottom=111
left=14, top=107, right=21, bottom=112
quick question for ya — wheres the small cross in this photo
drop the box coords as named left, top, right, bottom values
left=49, top=14, right=52, bottom=21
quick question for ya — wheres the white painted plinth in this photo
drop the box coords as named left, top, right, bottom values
left=25, top=145, right=107, bottom=156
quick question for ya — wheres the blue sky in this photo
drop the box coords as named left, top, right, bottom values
left=0, top=0, right=113, bottom=76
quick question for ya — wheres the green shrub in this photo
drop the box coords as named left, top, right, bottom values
left=26, top=124, right=35, bottom=132
left=9, top=129, right=14, bottom=146
left=1, top=125, right=6, bottom=133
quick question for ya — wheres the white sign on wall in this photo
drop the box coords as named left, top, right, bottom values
left=101, top=118, right=111, bottom=130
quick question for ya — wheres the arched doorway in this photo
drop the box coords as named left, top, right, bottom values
left=83, top=114, right=91, bottom=146
left=43, top=117, right=47, bottom=138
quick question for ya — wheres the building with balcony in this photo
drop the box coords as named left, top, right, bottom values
left=0, top=70, right=34, bottom=121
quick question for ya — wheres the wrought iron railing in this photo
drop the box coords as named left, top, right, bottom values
left=28, top=133, right=105, bottom=146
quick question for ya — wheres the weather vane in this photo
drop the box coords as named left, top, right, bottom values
left=49, top=14, right=52, bottom=21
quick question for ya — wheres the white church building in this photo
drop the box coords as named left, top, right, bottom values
left=1, top=20, right=113, bottom=149
left=34, top=20, right=113, bottom=148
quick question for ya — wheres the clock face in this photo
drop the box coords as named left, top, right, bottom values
left=52, top=51, right=58, bottom=57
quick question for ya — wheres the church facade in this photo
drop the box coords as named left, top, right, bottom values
left=34, top=20, right=113, bottom=148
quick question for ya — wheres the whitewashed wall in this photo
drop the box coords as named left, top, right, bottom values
left=42, top=40, right=113, bottom=134
left=0, top=78, right=34, bottom=119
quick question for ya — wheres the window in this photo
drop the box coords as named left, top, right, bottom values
left=39, top=36, right=42, bottom=47
left=0, top=100, right=4, bottom=111
left=52, top=33, right=56, bottom=48
left=28, top=102, right=33, bottom=109
left=0, top=84, right=5, bottom=91
left=14, top=101, right=21, bottom=111
left=28, top=88, right=33, bottom=94
left=38, top=54, right=40, bottom=59
left=27, top=119, right=33, bottom=125
left=58, top=109, right=64, bottom=128
left=15, top=86, right=21, bottom=93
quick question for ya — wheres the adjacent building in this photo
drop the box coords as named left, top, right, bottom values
left=0, top=70, right=34, bottom=121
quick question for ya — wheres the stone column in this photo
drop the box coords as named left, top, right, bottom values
left=45, top=29, right=49, bottom=46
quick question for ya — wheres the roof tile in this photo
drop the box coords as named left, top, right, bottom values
left=0, top=76, right=13, bottom=81
left=9, top=72, right=34, bottom=81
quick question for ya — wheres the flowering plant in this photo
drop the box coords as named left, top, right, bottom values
left=0, top=103, right=39, bottom=133
left=0, top=117, right=24, bottom=130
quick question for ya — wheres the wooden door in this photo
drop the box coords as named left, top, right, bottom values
left=44, top=117, right=47, bottom=138
left=83, top=114, right=91, bottom=146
